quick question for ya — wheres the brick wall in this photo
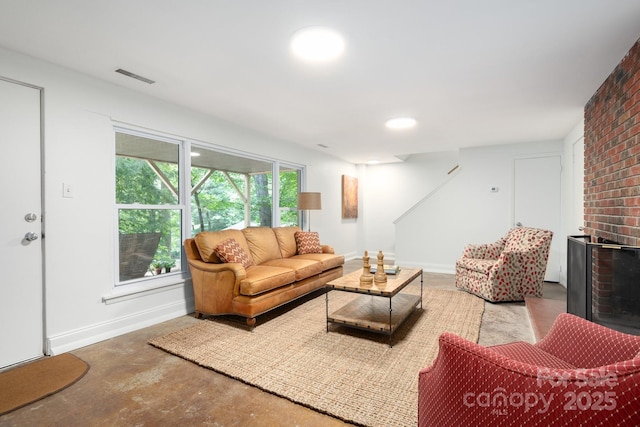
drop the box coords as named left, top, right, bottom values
left=584, top=38, right=640, bottom=246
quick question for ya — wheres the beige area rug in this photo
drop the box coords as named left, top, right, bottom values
left=0, top=353, right=89, bottom=415
left=149, top=288, right=484, bottom=427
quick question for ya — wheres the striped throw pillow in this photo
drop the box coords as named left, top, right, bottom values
left=214, top=238, right=253, bottom=268
left=295, top=231, right=322, bottom=254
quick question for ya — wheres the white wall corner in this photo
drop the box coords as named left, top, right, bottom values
left=342, top=250, right=361, bottom=262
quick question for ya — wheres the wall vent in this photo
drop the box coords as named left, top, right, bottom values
left=115, top=68, right=155, bottom=84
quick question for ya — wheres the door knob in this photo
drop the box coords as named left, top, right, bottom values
left=24, top=232, right=39, bottom=241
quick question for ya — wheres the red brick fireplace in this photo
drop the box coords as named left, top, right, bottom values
left=584, top=38, right=640, bottom=245
left=573, top=37, right=640, bottom=334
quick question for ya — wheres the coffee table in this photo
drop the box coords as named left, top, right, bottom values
left=325, top=267, right=423, bottom=347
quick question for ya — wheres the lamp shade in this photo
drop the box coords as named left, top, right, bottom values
left=298, top=192, right=322, bottom=210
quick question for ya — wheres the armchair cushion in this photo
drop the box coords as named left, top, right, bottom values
left=456, top=258, right=495, bottom=274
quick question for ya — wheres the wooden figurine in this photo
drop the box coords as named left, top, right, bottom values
left=374, top=250, right=387, bottom=284
left=360, top=250, right=373, bottom=286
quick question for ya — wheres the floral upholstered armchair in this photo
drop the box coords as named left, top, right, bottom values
left=418, top=313, right=640, bottom=426
left=455, top=227, right=553, bottom=302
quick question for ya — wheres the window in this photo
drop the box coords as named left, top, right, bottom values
left=189, top=146, right=302, bottom=235
left=115, top=130, right=183, bottom=284
left=279, top=164, right=302, bottom=226
left=114, top=127, right=304, bottom=285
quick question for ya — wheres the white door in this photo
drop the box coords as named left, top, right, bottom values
left=514, top=156, right=561, bottom=282
left=0, top=78, right=44, bottom=368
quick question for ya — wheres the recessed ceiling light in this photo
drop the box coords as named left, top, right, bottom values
left=385, top=117, right=417, bottom=130
left=291, top=27, right=345, bottom=62
left=190, top=152, right=200, bottom=157
left=367, top=160, right=380, bottom=165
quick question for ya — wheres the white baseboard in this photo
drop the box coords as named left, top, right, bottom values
left=46, top=298, right=194, bottom=355
left=343, top=251, right=360, bottom=261
left=395, top=260, right=455, bottom=275
left=345, top=251, right=398, bottom=262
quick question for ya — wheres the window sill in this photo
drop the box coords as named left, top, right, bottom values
left=103, top=274, right=189, bottom=305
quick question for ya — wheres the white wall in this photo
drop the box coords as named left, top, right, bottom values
left=360, top=151, right=459, bottom=259
left=394, top=140, right=566, bottom=274
left=0, top=46, right=357, bottom=354
left=0, top=44, right=586, bottom=354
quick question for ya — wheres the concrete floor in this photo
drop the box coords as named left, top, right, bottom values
left=0, top=260, right=566, bottom=427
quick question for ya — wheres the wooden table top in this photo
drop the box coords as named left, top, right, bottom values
left=327, top=267, right=422, bottom=297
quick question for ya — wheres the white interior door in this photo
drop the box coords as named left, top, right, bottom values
left=514, top=156, right=561, bottom=282
left=0, top=78, right=44, bottom=368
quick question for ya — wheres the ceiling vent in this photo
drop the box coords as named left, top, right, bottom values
left=115, top=68, right=155, bottom=84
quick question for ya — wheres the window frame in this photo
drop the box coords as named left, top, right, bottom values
left=114, top=126, right=186, bottom=287
left=112, top=125, right=306, bottom=290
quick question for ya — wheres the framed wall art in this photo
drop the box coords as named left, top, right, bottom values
left=342, top=175, right=358, bottom=219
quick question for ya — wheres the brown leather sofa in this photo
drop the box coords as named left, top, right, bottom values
left=184, top=226, right=344, bottom=328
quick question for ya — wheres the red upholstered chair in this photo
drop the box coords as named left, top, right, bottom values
left=455, top=227, right=553, bottom=302
left=418, top=313, right=640, bottom=426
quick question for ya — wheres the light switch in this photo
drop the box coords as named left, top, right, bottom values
left=490, top=186, right=499, bottom=193
left=63, top=183, right=74, bottom=198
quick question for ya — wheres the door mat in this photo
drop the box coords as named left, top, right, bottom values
left=0, top=353, right=89, bottom=415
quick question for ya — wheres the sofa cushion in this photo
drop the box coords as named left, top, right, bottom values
left=194, top=230, right=250, bottom=263
left=242, top=227, right=282, bottom=265
left=273, top=226, right=302, bottom=258
left=239, top=265, right=296, bottom=296
left=295, top=231, right=322, bottom=254
left=214, top=238, right=254, bottom=268
left=261, top=258, right=323, bottom=281
left=294, top=253, right=345, bottom=271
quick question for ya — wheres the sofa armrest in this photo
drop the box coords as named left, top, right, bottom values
left=187, top=258, right=247, bottom=278
left=187, top=259, right=247, bottom=315
left=321, top=244, right=335, bottom=254
left=535, top=313, right=640, bottom=368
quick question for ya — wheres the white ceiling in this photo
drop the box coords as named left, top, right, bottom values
left=1, top=1, right=639, bottom=164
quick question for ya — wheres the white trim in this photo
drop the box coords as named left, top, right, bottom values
left=103, top=277, right=188, bottom=304
left=341, top=250, right=360, bottom=261
left=47, top=298, right=193, bottom=355
left=393, top=167, right=461, bottom=224
left=393, top=260, right=455, bottom=275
